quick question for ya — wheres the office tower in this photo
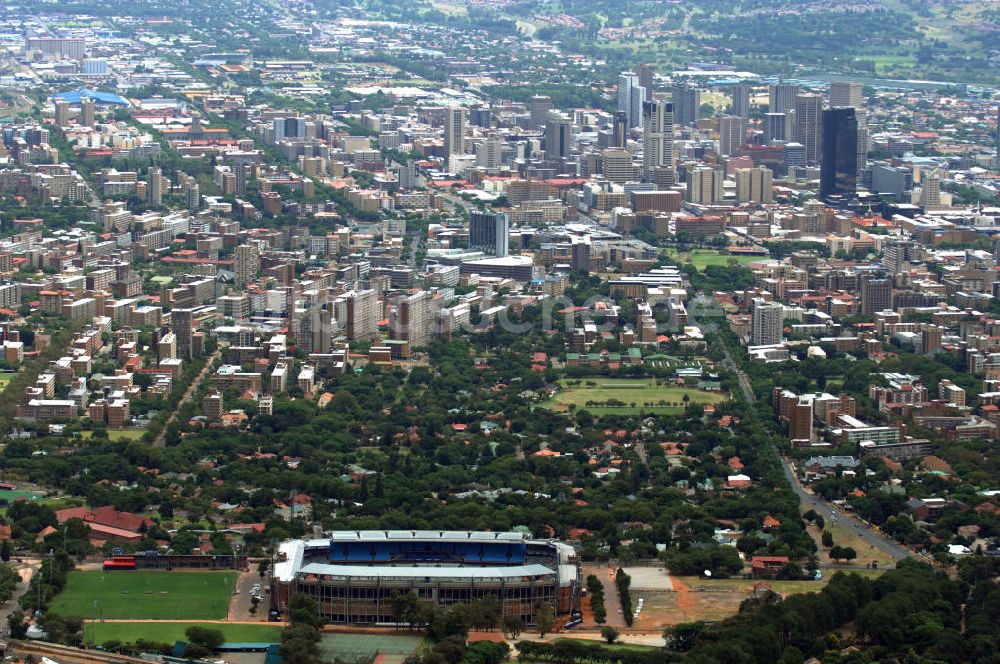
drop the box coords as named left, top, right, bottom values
left=469, top=210, right=509, bottom=257
left=391, top=290, right=434, bottom=349
left=54, top=100, right=70, bottom=127
left=234, top=242, right=261, bottom=287
left=147, top=166, right=164, bottom=206
left=602, top=149, right=635, bottom=184
left=751, top=299, right=783, bottom=346
left=736, top=167, right=774, bottom=204
left=612, top=112, right=628, bottom=148
left=769, top=82, right=800, bottom=114
left=171, top=308, right=194, bottom=359
left=469, top=106, right=492, bottom=128
left=996, top=106, right=1000, bottom=161
left=636, top=63, right=655, bottom=92
left=718, top=115, right=745, bottom=156
left=829, top=81, right=863, bottom=109
left=830, top=81, right=867, bottom=173
left=794, top=94, right=823, bottom=165
left=475, top=138, right=503, bottom=169
left=820, top=107, right=858, bottom=198
left=186, top=182, right=200, bottom=211
left=443, top=107, right=465, bottom=156
left=571, top=236, right=591, bottom=274
left=641, top=99, right=673, bottom=182
left=784, top=142, right=806, bottom=172
left=671, top=81, right=700, bottom=127
left=618, top=72, right=646, bottom=129
left=345, top=289, right=378, bottom=341
left=920, top=172, right=941, bottom=207
left=871, top=162, right=913, bottom=198
left=397, top=160, right=418, bottom=190
left=731, top=84, right=752, bottom=120
left=544, top=112, right=572, bottom=160
left=686, top=167, right=724, bottom=204
left=764, top=113, right=787, bottom=143
left=861, top=277, right=892, bottom=315
left=80, top=98, right=96, bottom=128
left=529, top=95, right=552, bottom=130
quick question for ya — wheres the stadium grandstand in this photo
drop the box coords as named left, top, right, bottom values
left=272, top=531, right=579, bottom=625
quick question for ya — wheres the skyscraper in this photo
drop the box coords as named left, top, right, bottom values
left=735, top=167, right=774, bottom=204
left=80, top=98, right=96, bottom=128
left=234, top=242, right=261, bottom=287
left=641, top=99, right=673, bottom=182
left=475, top=138, right=503, bottom=169
left=618, top=72, right=646, bottom=130
left=171, top=308, right=194, bottom=359
left=54, top=99, right=70, bottom=128
left=830, top=81, right=867, bottom=175
left=186, top=182, right=200, bottom=211
left=686, top=167, right=724, bottom=204
left=391, top=290, right=435, bottom=349
left=794, top=94, right=824, bottom=165
left=444, top=107, right=466, bottom=156
left=544, top=112, right=572, bottom=160
left=344, top=289, right=378, bottom=341
left=636, top=63, right=655, bottom=93
left=147, top=166, right=164, bottom=206
left=671, top=82, right=700, bottom=127
left=731, top=84, right=752, bottom=120
left=829, top=81, right=863, bottom=109
left=764, top=113, right=788, bottom=143
left=529, top=95, right=552, bottom=130
left=612, top=112, right=628, bottom=149
left=861, top=277, right=892, bottom=315
left=768, top=82, right=800, bottom=114
left=920, top=171, right=941, bottom=208
left=820, top=107, right=858, bottom=198
left=469, top=210, right=509, bottom=257
left=718, top=115, right=745, bottom=157
left=751, top=299, right=783, bottom=346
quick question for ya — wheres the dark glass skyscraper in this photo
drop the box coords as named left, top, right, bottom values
left=820, top=107, right=858, bottom=198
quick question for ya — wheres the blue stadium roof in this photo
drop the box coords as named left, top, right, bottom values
left=53, top=88, right=132, bottom=106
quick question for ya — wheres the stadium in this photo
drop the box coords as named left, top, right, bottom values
left=272, top=531, right=579, bottom=625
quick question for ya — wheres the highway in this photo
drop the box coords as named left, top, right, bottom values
left=781, top=458, right=913, bottom=563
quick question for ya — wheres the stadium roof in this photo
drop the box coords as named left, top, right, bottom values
left=297, top=563, right=555, bottom=579
left=54, top=88, right=132, bottom=106
left=330, top=530, right=526, bottom=542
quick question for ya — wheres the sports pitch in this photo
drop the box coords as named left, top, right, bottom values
left=319, top=633, right=423, bottom=662
left=544, top=378, right=727, bottom=415
left=49, top=571, right=238, bottom=620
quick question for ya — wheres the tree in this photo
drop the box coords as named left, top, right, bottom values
left=600, top=626, right=619, bottom=644
left=534, top=604, right=555, bottom=638
left=257, top=559, right=269, bottom=577
left=829, top=546, right=857, bottom=562
left=822, top=531, right=834, bottom=547
left=501, top=615, right=523, bottom=639
left=185, top=626, right=224, bottom=656
left=665, top=621, right=705, bottom=652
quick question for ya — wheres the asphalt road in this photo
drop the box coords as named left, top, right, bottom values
left=781, top=459, right=913, bottom=563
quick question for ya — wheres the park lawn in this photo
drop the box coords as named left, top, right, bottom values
left=820, top=521, right=886, bottom=567
left=80, top=430, right=147, bottom=441
left=0, top=373, right=14, bottom=392
left=50, top=571, right=238, bottom=620
left=547, top=638, right=663, bottom=654
left=661, top=248, right=762, bottom=270
left=544, top=378, right=727, bottom=415
left=85, top=622, right=282, bottom=646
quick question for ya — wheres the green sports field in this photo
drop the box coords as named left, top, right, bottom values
left=85, top=622, right=282, bottom=646
left=661, top=248, right=763, bottom=270
left=543, top=378, right=727, bottom=416
left=50, top=571, right=238, bottom=620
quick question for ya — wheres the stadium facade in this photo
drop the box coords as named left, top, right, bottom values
left=272, top=531, right=579, bottom=625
